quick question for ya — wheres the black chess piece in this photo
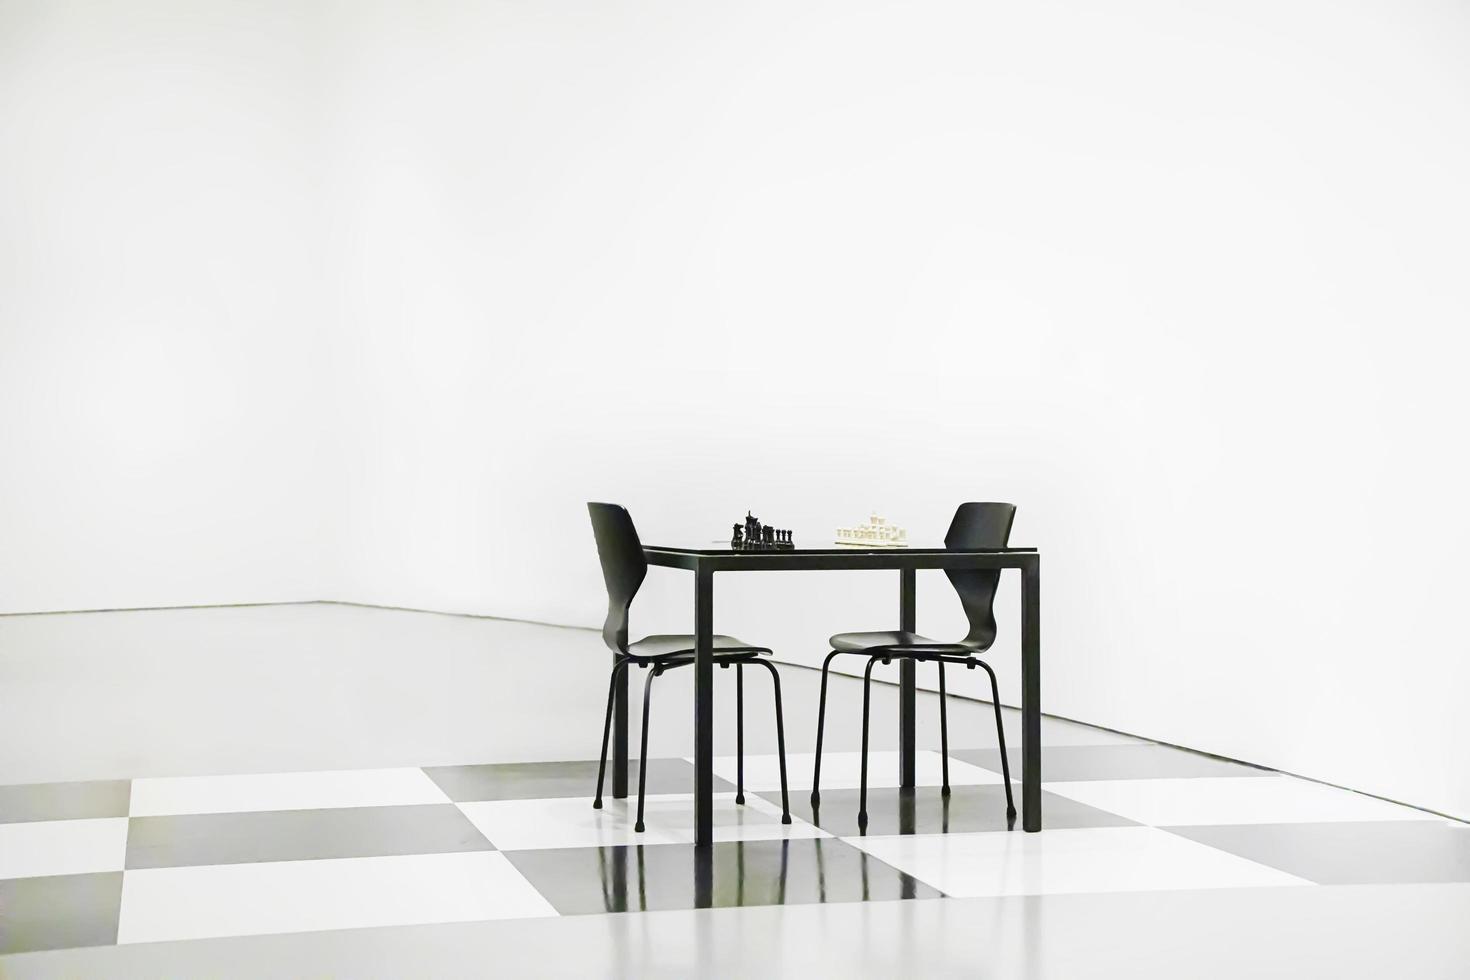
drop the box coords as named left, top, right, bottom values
left=763, top=526, right=774, bottom=546
left=732, top=523, right=743, bottom=548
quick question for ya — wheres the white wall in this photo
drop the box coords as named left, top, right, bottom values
left=0, top=1, right=332, bottom=612
left=3, top=0, right=1468, bottom=821
left=319, top=0, right=1470, bottom=821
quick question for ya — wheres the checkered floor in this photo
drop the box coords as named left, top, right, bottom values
left=3, top=746, right=1466, bottom=956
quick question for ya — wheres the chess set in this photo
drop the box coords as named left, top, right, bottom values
left=731, top=511, right=794, bottom=550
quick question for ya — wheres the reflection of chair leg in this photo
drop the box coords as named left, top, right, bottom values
left=594, top=660, right=631, bottom=809
left=736, top=663, right=745, bottom=805
left=815, top=838, right=829, bottom=903
left=857, top=655, right=884, bottom=834
left=636, top=844, right=647, bottom=912
left=811, top=650, right=841, bottom=810
left=752, top=658, right=792, bottom=823
left=737, top=840, right=745, bottom=906
left=778, top=838, right=789, bottom=906
left=976, top=659, right=1017, bottom=825
left=635, top=665, right=663, bottom=833
left=937, top=660, right=951, bottom=797
left=597, top=845, right=610, bottom=910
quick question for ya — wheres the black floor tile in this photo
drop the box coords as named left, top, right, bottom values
left=1165, top=820, right=1470, bottom=884
left=0, top=872, right=123, bottom=955
left=125, top=804, right=493, bottom=869
left=505, top=837, right=942, bottom=914
left=423, top=759, right=733, bottom=803
left=0, top=780, right=131, bottom=824
left=764, top=784, right=1136, bottom=836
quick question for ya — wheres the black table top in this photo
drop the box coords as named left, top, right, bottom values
left=645, top=541, right=1037, bottom=556
left=642, top=541, right=1038, bottom=571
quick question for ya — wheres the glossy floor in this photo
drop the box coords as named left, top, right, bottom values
left=2, top=604, right=1467, bottom=977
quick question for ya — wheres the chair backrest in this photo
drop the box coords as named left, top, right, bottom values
left=944, top=502, right=1017, bottom=649
left=587, top=502, right=647, bottom=654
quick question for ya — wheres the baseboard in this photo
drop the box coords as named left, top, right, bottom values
left=0, top=599, right=322, bottom=618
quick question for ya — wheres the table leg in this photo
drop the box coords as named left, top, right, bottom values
left=1021, top=556, right=1042, bottom=832
left=694, top=566, right=714, bottom=847
left=898, top=569, right=917, bottom=789
left=612, top=653, right=629, bottom=799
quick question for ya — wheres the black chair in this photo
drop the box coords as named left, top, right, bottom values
left=588, top=502, right=792, bottom=831
left=811, top=502, right=1018, bottom=832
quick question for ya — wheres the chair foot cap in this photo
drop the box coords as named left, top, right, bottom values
left=781, top=814, right=792, bottom=825
left=735, top=794, right=745, bottom=805
left=634, top=821, right=645, bottom=833
left=592, top=799, right=603, bottom=810
left=941, top=785, right=951, bottom=798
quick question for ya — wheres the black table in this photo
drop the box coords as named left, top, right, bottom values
left=608, top=543, right=1041, bottom=845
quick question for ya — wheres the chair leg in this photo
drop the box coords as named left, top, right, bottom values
left=593, top=660, right=630, bottom=809
left=937, top=660, right=951, bottom=797
left=976, top=659, right=1017, bottom=825
left=735, top=663, right=745, bottom=805
left=858, top=655, right=883, bottom=834
left=752, top=659, right=791, bottom=824
left=811, top=650, right=841, bottom=810
left=635, top=665, right=662, bottom=833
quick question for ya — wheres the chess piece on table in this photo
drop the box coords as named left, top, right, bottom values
left=732, top=524, right=743, bottom=548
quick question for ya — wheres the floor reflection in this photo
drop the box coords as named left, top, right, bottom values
left=513, top=837, right=941, bottom=915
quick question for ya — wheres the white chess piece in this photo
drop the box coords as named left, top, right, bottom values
left=835, top=513, right=909, bottom=547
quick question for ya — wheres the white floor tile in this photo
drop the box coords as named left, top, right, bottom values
left=698, top=750, right=1004, bottom=792
left=129, top=768, right=449, bottom=816
left=1041, top=776, right=1442, bottom=826
left=0, top=817, right=128, bottom=879
left=848, top=826, right=1311, bottom=897
left=652, top=793, right=829, bottom=844
left=116, top=851, right=555, bottom=944
left=457, top=797, right=687, bottom=850
left=458, top=793, right=826, bottom=851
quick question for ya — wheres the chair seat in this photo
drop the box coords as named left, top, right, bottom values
left=626, top=634, right=771, bottom=661
left=828, top=630, right=982, bottom=657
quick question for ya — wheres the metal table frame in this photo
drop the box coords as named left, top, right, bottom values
left=608, top=544, right=1041, bottom=846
